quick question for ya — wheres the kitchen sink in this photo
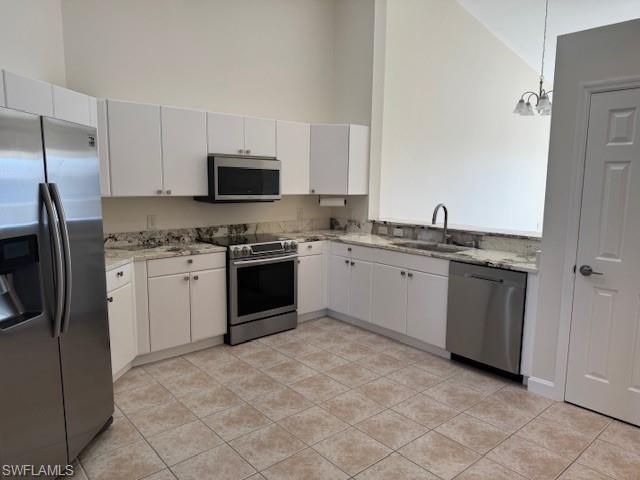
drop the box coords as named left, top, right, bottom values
left=392, top=241, right=470, bottom=253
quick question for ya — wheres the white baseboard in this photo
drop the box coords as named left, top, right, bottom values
left=527, top=376, right=561, bottom=400
left=298, top=309, right=329, bottom=323
left=132, top=336, right=224, bottom=367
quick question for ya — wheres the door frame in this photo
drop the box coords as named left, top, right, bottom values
left=551, top=75, right=640, bottom=402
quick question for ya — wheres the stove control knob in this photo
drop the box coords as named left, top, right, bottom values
left=283, top=241, right=290, bottom=251
left=231, top=247, right=241, bottom=258
left=241, top=246, right=251, bottom=257
left=291, top=241, right=298, bottom=251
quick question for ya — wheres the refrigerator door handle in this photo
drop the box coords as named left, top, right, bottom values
left=49, top=183, right=72, bottom=334
left=40, top=183, right=65, bottom=338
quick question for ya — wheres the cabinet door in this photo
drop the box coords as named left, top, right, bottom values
left=161, top=106, right=208, bottom=196
left=244, top=116, right=276, bottom=157
left=329, top=255, right=350, bottom=315
left=310, top=124, right=349, bottom=194
left=107, top=283, right=136, bottom=375
left=52, top=85, right=91, bottom=126
left=347, top=125, right=370, bottom=195
left=3, top=71, right=53, bottom=116
left=277, top=120, right=310, bottom=194
left=406, top=271, right=448, bottom=349
left=96, top=100, right=111, bottom=196
left=190, top=268, right=226, bottom=342
left=108, top=100, right=163, bottom=196
left=0, top=71, right=5, bottom=107
left=207, top=112, right=244, bottom=155
left=349, top=260, right=372, bottom=322
left=372, top=263, right=407, bottom=334
left=148, top=273, right=191, bottom=351
left=298, top=255, right=324, bottom=315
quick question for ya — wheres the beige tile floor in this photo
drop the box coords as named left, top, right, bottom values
left=73, top=317, right=640, bottom=480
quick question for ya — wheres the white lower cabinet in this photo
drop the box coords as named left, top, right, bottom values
left=298, top=254, right=324, bottom=315
left=107, top=282, right=136, bottom=375
left=148, top=273, right=191, bottom=351
left=329, top=255, right=372, bottom=322
left=406, top=270, right=448, bottom=349
left=372, top=263, right=408, bottom=334
left=190, top=268, right=226, bottom=341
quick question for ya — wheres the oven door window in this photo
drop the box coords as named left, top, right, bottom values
left=236, top=260, right=294, bottom=317
left=217, top=167, right=279, bottom=196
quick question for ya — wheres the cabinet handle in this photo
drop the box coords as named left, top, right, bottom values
left=347, top=247, right=352, bottom=252
left=184, top=276, right=189, bottom=281
left=107, top=296, right=113, bottom=303
left=297, top=260, right=301, bottom=264
left=307, top=245, right=313, bottom=249
left=116, top=271, right=124, bottom=277
left=166, top=189, right=172, bottom=195
left=311, top=189, right=315, bottom=193
left=193, top=275, right=199, bottom=280
left=408, top=272, right=413, bottom=278
left=400, top=271, right=406, bottom=276
left=156, top=189, right=163, bottom=194
left=344, top=259, right=349, bottom=264
left=245, top=149, right=251, bottom=154
left=350, top=261, right=355, bottom=266
left=237, top=149, right=244, bottom=154
left=187, top=259, right=194, bottom=264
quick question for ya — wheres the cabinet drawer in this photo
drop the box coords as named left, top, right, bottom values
left=298, top=241, right=326, bottom=257
left=330, top=242, right=374, bottom=261
left=106, top=263, right=132, bottom=292
left=147, top=252, right=226, bottom=277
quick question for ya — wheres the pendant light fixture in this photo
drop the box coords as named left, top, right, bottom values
left=514, top=0, right=553, bottom=116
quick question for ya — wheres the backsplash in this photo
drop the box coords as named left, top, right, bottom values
left=104, top=218, right=330, bottom=248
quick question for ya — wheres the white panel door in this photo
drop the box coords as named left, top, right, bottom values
left=52, top=85, right=91, bottom=126
left=566, top=88, right=640, bottom=426
left=108, top=100, right=163, bottom=196
left=310, top=124, right=349, bottom=194
left=96, top=100, right=111, bottom=196
left=107, top=283, right=136, bottom=375
left=329, top=255, right=350, bottom=315
left=190, top=268, right=226, bottom=342
left=207, top=112, right=245, bottom=155
left=347, top=125, right=370, bottom=195
left=371, top=263, right=407, bottom=334
left=161, top=106, right=208, bottom=196
left=349, top=260, right=372, bottom=322
left=277, top=120, right=310, bottom=194
left=298, top=255, right=324, bottom=314
left=148, top=273, right=191, bottom=351
left=406, top=270, right=448, bottom=348
left=3, top=71, right=53, bottom=116
left=244, top=116, right=276, bottom=157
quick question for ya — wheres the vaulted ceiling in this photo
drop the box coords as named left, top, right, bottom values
left=456, top=0, right=640, bottom=81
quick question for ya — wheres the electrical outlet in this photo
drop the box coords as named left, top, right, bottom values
left=392, top=227, right=404, bottom=237
left=377, top=225, right=388, bottom=235
left=147, top=214, right=157, bottom=230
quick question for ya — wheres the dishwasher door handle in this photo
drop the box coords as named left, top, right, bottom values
left=467, top=273, right=504, bottom=283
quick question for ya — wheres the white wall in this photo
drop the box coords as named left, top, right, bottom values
left=372, top=0, right=551, bottom=235
left=0, top=0, right=66, bottom=85
left=532, top=18, right=640, bottom=397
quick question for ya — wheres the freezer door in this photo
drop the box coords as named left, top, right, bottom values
left=43, top=117, right=113, bottom=461
left=0, top=108, right=68, bottom=469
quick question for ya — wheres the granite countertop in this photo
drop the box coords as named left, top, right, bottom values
left=104, top=242, right=226, bottom=270
left=104, top=232, right=537, bottom=274
left=282, top=231, right=538, bottom=273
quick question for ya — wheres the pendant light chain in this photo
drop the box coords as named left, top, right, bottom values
left=540, top=0, right=549, bottom=82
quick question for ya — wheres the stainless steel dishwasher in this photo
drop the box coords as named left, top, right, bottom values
left=446, top=261, right=527, bottom=374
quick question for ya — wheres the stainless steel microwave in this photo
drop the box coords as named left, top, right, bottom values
left=195, top=154, right=281, bottom=203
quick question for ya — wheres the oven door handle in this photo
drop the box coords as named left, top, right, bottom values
left=232, top=254, right=298, bottom=267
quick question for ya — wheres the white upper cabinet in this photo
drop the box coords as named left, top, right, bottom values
left=107, top=100, right=163, bottom=196
left=161, top=106, right=208, bottom=196
left=0, top=71, right=5, bottom=107
left=244, top=116, right=276, bottom=157
left=52, top=85, right=92, bottom=126
left=277, top=120, right=310, bottom=195
left=207, top=112, right=245, bottom=155
left=3, top=71, right=53, bottom=117
left=96, top=100, right=111, bottom=197
left=310, top=124, right=370, bottom=195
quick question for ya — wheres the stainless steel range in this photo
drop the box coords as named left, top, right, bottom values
left=199, top=234, right=298, bottom=345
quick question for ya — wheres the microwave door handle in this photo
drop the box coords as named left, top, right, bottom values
left=232, top=254, right=298, bottom=267
left=40, top=183, right=64, bottom=338
left=49, top=183, right=72, bottom=334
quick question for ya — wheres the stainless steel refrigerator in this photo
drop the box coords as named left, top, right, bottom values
left=0, top=106, right=113, bottom=470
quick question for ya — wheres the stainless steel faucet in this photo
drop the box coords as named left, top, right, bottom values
left=432, top=204, right=449, bottom=244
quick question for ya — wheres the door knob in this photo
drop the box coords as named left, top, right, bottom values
left=166, top=189, right=172, bottom=195
left=187, top=259, right=194, bottom=264
left=183, top=276, right=189, bottom=281
left=237, top=149, right=244, bottom=154
left=156, top=189, right=163, bottom=194
left=245, top=149, right=251, bottom=154
left=107, top=296, right=113, bottom=303
left=350, top=261, right=355, bottom=266
left=193, top=275, right=199, bottom=280
left=400, top=271, right=406, bottom=276
left=408, top=272, right=413, bottom=278
left=579, top=265, right=603, bottom=277
left=344, top=259, right=349, bottom=264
